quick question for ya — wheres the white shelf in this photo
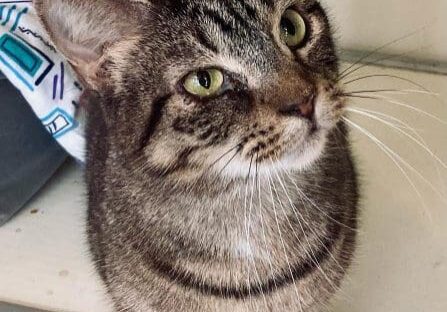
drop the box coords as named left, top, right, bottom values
left=0, top=66, right=446, bottom=312
left=0, top=162, right=112, bottom=312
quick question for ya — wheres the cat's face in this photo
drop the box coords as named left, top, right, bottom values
left=37, top=0, right=344, bottom=179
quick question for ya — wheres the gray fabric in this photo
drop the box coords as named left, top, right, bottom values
left=0, top=74, right=67, bottom=225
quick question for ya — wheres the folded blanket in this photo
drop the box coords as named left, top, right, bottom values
left=0, top=1, right=85, bottom=162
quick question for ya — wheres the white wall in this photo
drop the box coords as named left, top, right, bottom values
left=322, top=0, right=447, bottom=63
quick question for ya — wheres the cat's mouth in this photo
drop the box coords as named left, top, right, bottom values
left=249, top=125, right=328, bottom=172
left=207, top=83, right=345, bottom=178
left=216, top=122, right=329, bottom=178
left=246, top=88, right=343, bottom=168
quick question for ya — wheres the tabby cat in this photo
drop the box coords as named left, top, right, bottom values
left=35, top=0, right=359, bottom=311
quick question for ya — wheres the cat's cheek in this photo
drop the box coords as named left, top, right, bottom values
left=174, top=94, right=197, bottom=109
left=313, top=84, right=346, bottom=130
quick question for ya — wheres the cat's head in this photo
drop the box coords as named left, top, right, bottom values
left=36, top=0, right=345, bottom=180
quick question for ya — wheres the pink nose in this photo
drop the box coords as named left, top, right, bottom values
left=278, top=93, right=316, bottom=120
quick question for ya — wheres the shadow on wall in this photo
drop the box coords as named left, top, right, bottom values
left=0, top=303, right=45, bottom=312
left=322, top=0, right=447, bottom=64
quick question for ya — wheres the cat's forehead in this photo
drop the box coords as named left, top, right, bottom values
left=154, top=0, right=319, bottom=24
left=132, top=0, right=330, bottom=81
left=157, top=0, right=317, bottom=10
left=148, top=0, right=320, bottom=52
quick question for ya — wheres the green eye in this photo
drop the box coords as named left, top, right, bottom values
left=183, top=69, right=224, bottom=97
left=280, top=9, right=307, bottom=48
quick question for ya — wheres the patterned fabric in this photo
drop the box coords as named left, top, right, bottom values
left=0, top=1, right=85, bottom=161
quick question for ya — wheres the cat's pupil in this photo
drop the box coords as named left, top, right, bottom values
left=197, top=71, right=211, bottom=89
left=281, top=17, right=296, bottom=37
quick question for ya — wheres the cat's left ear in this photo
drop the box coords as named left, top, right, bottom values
left=34, top=0, right=145, bottom=90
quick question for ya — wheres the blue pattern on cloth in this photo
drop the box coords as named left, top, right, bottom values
left=0, top=1, right=85, bottom=162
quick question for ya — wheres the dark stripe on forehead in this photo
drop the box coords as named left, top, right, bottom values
left=188, top=0, right=278, bottom=53
left=202, top=8, right=233, bottom=34
left=239, top=1, right=258, bottom=19
left=257, top=0, right=275, bottom=8
left=191, top=1, right=262, bottom=50
left=225, top=2, right=253, bottom=31
left=195, top=29, right=220, bottom=53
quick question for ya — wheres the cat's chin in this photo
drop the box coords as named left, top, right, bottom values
left=281, top=129, right=328, bottom=170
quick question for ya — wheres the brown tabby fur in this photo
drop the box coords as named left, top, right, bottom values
left=35, top=0, right=359, bottom=311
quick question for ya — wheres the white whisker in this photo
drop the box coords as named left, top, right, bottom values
left=347, top=107, right=423, bottom=134
left=347, top=107, right=447, bottom=170
left=343, top=74, right=433, bottom=93
left=243, top=157, right=254, bottom=306
left=275, top=161, right=349, bottom=275
left=248, top=159, right=269, bottom=310
left=339, top=28, right=425, bottom=80
left=346, top=89, right=439, bottom=97
left=346, top=94, right=447, bottom=125
left=266, top=169, right=304, bottom=312
left=270, top=159, right=343, bottom=293
left=256, top=166, right=279, bottom=293
left=344, top=118, right=444, bottom=220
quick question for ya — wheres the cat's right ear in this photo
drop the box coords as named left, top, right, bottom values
left=34, top=0, right=145, bottom=90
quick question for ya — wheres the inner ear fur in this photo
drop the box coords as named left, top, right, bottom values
left=34, top=0, right=145, bottom=89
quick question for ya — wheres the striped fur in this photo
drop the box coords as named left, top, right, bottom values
left=36, top=1, right=358, bottom=311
